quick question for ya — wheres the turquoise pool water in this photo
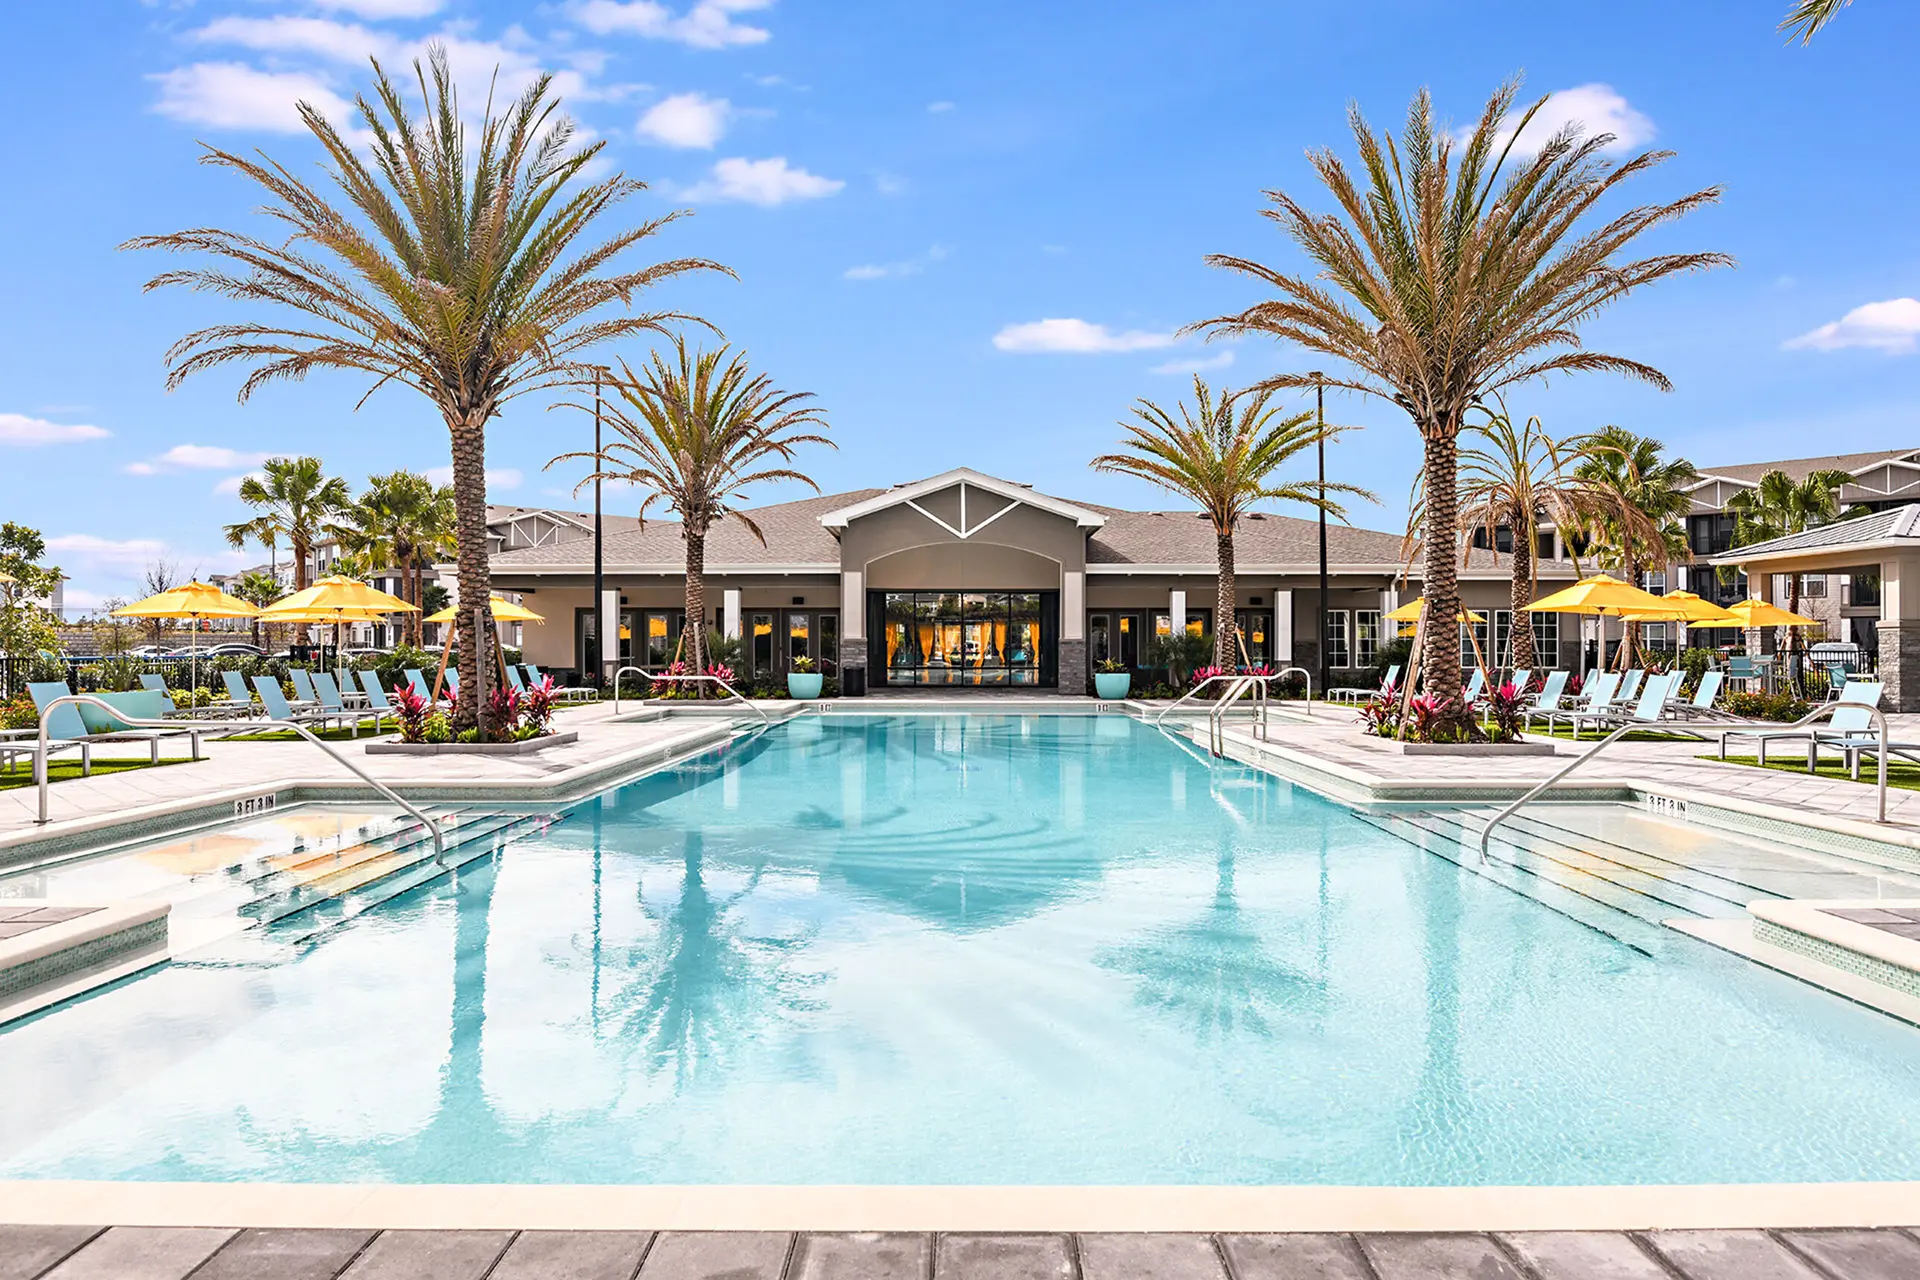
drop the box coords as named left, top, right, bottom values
left=4, top=713, right=1920, bottom=1185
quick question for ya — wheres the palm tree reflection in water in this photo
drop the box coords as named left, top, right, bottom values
left=613, top=829, right=822, bottom=1090
left=1100, top=838, right=1326, bottom=1044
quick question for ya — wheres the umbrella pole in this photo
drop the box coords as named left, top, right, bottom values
left=433, top=624, right=454, bottom=703
left=1397, top=604, right=1426, bottom=740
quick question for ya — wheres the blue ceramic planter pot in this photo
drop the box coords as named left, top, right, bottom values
left=787, top=672, right=825, bottom=700
left=1093, top=672, right=1132, bottom=700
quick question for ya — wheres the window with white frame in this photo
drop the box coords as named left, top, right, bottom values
left=1355, top=610, right=1382, bottom=667
left=1799, top=573, right=1827, bottom=599
left=1531, top=611, right=1558, bottom=662
left=1325, top=611, right=1351, bottom=668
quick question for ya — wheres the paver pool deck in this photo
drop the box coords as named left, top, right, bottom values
left=10, top=1224, right=1920, bottom=1280
left=7, top=700, right=1920, bottom=1273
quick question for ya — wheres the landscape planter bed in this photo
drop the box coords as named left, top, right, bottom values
left=1384, top=740, right=1558, bottom=757
left=366, top=731, right=578, bottom=756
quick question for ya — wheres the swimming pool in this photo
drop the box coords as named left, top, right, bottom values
left=3, top=713, right=1920, bottom=1186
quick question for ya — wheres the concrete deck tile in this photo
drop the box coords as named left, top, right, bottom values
left=788, top=1233, right=931, bottom=1280
left=189, top=1228, right=375, bottom=1280
left=41, top=1227, right=236, bottom=1280
left=1077, top=1233, right=1226, bottom=1279
left=934, top=1234, right=1074, bottom=1280
left=489, top=1231, right=655, bottom=1280
left=1497, top=1232, right=1670, bottom=1279
left=1357, top=1233, right=1525, bottom=1280
left=336, top=1229, right=515, bottom=1280
left=1217, top=1233, right=1370, bottom=1279
left=1641, top=1230, right=1823, bottom=1280
left=1776, top=1229, right=1920, bottom=1280
left=0, top=1226, right=102, bottom=1280
left=638, top=1231, right=791, bottom=1279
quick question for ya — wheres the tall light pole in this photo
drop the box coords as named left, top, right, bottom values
left=592, top=367, right=606, bottom=687
left=1314, top=372, right=1329, bottom=694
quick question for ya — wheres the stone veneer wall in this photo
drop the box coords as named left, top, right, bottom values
left=839, top=637, right=868, bottom=694
left=1880, top=620, right=1920, bottom=712
left=1058, top=638, right=1087, bottom=696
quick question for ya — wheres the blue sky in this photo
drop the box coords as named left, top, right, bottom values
left=3, top=0, right=1918, bottom=607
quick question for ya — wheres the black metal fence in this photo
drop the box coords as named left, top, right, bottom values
left=1, top=650, right=344, bottom=701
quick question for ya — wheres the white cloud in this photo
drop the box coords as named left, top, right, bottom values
left=312, top=0, right=444, bottom=15
left=193, top=15, right=395, bottom=64
left=45, top=534, right=174, bottom=572
left=1786, top=298, right=1920, bottom=353
left=1150, top=350, right=1235, bottom=376
left=573, top=0, right=772, bottom=49
left=927, top=100, right=954, bottom=113
left=682, top=156, right=843, bottom=205
left=426, top=466, right=523, bottom=491
left=0, top=414, right=111, bottom=446
left=126, top=444, right=270, bottom=476
left=637, top=92, right=730, bottom=148
left=1484, top=83, right=1655, bottom=157
left=992, top=318, right=1178, bottom=354
left=151, top=63, right=354, bottom=133
left=844, top=245, right=948, bottom=281
left=214, top=472, right=265, bottom=496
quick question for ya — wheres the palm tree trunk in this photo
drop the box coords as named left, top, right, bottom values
left=684, top=528, right=708, bottom=694
left=292, top=533, right=312, bottom=646
left=1420, top=427, right=1467, bottom=719
left=449, top=414, right=494, bottom=735
left=1214, top=529, right=1237, bottom=672
left=1508, top=512, right=1535, bottom=671
left=1622, top=555, right=1642, bottom=669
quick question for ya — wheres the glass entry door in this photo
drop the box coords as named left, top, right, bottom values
left=878, top=590, right=1049, bottom=686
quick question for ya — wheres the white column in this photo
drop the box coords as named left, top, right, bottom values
left=1271, top=590, right=1293, bottom=660
left=723, top=588, right=742, bottom=641
left=1169, top=588, right=1187, bottom=633
left=1063, top=571, right=1084, bottom=640
left=840, top=571, right=863, bottom=639
left=598, top=588, right=620, bottom=679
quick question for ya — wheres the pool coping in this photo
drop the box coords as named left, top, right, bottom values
left=4, top=1180, right=1920, bottom=1232
left=0, top=719, right=738, bottom=871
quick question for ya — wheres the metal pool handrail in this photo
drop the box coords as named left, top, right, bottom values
left=1155, top=672, right=1259, bottom=727
left=1478, top=697, right=1889, bottom=864
left=33, top=693, right=445, bottom=865
left=610, top=665, right=649, bottom=715
left=622, top=671, right=771, bottom=726
left=1207, top=676, right=1267, bottom=756
left=1271, top=666, right=1313, bottom=713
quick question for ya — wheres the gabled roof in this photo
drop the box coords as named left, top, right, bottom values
left=1710, top=504, right=1920, bottom=565
left=1686, top=449, right=1920, bottom=491
left=491, top=488, right=882, bottom=572
left=818, top=468, right=1107, bottom=531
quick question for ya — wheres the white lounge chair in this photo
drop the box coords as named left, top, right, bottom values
left=1330, top=663, right=1399, bottom=704
left=1717, top=680, right=1883, bottom=767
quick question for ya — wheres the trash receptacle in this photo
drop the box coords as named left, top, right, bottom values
left=842, top=665, right=866, bottom=697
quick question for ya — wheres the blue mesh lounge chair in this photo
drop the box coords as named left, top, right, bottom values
left=1717, top=680, right=1883, bottom=768
left=1329, top=664, right=1398, bottom=704
left=357, top=669, right=398, bottom=725
left=288, top=668, right=324, bottom=710
left=313, top=672, right=383, bottom=736
left=504, top=665, right=528, bottom=695
left=1543, top=672, right=1619, bottom=734
left=250, top=675, right=336, bottom=731
left=1518, top=671, right=1572, bottom=731
left=525, top=663, right=595, bottom=702
left=27, top=682, right=201, bottom=763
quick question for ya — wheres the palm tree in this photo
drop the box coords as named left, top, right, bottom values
left=331, top=470, right=456, bottom=647
left=549, top=338, right=832, bottom=685
left=223, top=457, right=351, bottom=648
left=1782, top=0, right=1851, bottom=42
left=1191, top=81, right=1728, bottom=726
left=234, top=569, right=282, bottom=650
left=1728, top=467, right=1855, bottom=675
left=1091, top=377, right=1368, bottom=674
left=1411, top=406, right=1656, bottom=669
left=1574, top=427, right=1698, bottom=666
left=125, top=49, right=728, bottom=733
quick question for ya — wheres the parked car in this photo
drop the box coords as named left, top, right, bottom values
left=125, top=644, right=169, bottom=657
left=187, top=642, right=267, bottom=659
left=340, top=647, right=392, bottom=659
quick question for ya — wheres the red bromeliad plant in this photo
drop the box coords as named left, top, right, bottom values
left=393, top=685, right=431, bottom=744
left=521, top=677, right=557, bottom=735
left=1484, top=681, right=1529, bottom=743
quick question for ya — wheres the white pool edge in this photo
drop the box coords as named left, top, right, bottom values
left=2, top=1180, right=1918, bottom=1232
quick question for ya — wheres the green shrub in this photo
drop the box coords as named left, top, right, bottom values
left=0, top=694, right=38, bottom=731
left=1724, top=690, right=1811, bottom=723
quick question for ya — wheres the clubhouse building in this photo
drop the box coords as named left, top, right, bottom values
left=490, top=468, right=1585, bottom=694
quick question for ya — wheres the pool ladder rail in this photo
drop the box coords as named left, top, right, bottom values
left=610, top=666, right=772, bottom=729
left=30, top=694, right=445, bottom=865
left=1478, top=696, right=1893, bottom=864
left=1156, top=668, right=1313, bottom=758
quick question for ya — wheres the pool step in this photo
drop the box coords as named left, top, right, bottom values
left=235, top=812, right=520, bottom=919
left=1352, top=811, right=1672, bottom=956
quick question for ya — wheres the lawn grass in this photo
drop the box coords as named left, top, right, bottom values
left=1528, top=723, right=1707, bottom=744
left=221, top=724, right=392, bottom=743
left=1703, top=753, right=1920, bottom=792
left=0, top=756, right=191, bottom=792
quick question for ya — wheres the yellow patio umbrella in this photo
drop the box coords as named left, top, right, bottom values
left=1615, top=588, right=1741, bottom=624
left=1524, top=573, right=1683, bottom=671
left=423, top=595, right=544, bottom=624
left=259, top=576, right=417, bottom=685
left=1720, top=597, right=1822, bottom=629
left=113, top=580, right=262, bottom=696
left=422, top=596, right=544, bottom=699
left=1387, top=597, right=1487, bottom=624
